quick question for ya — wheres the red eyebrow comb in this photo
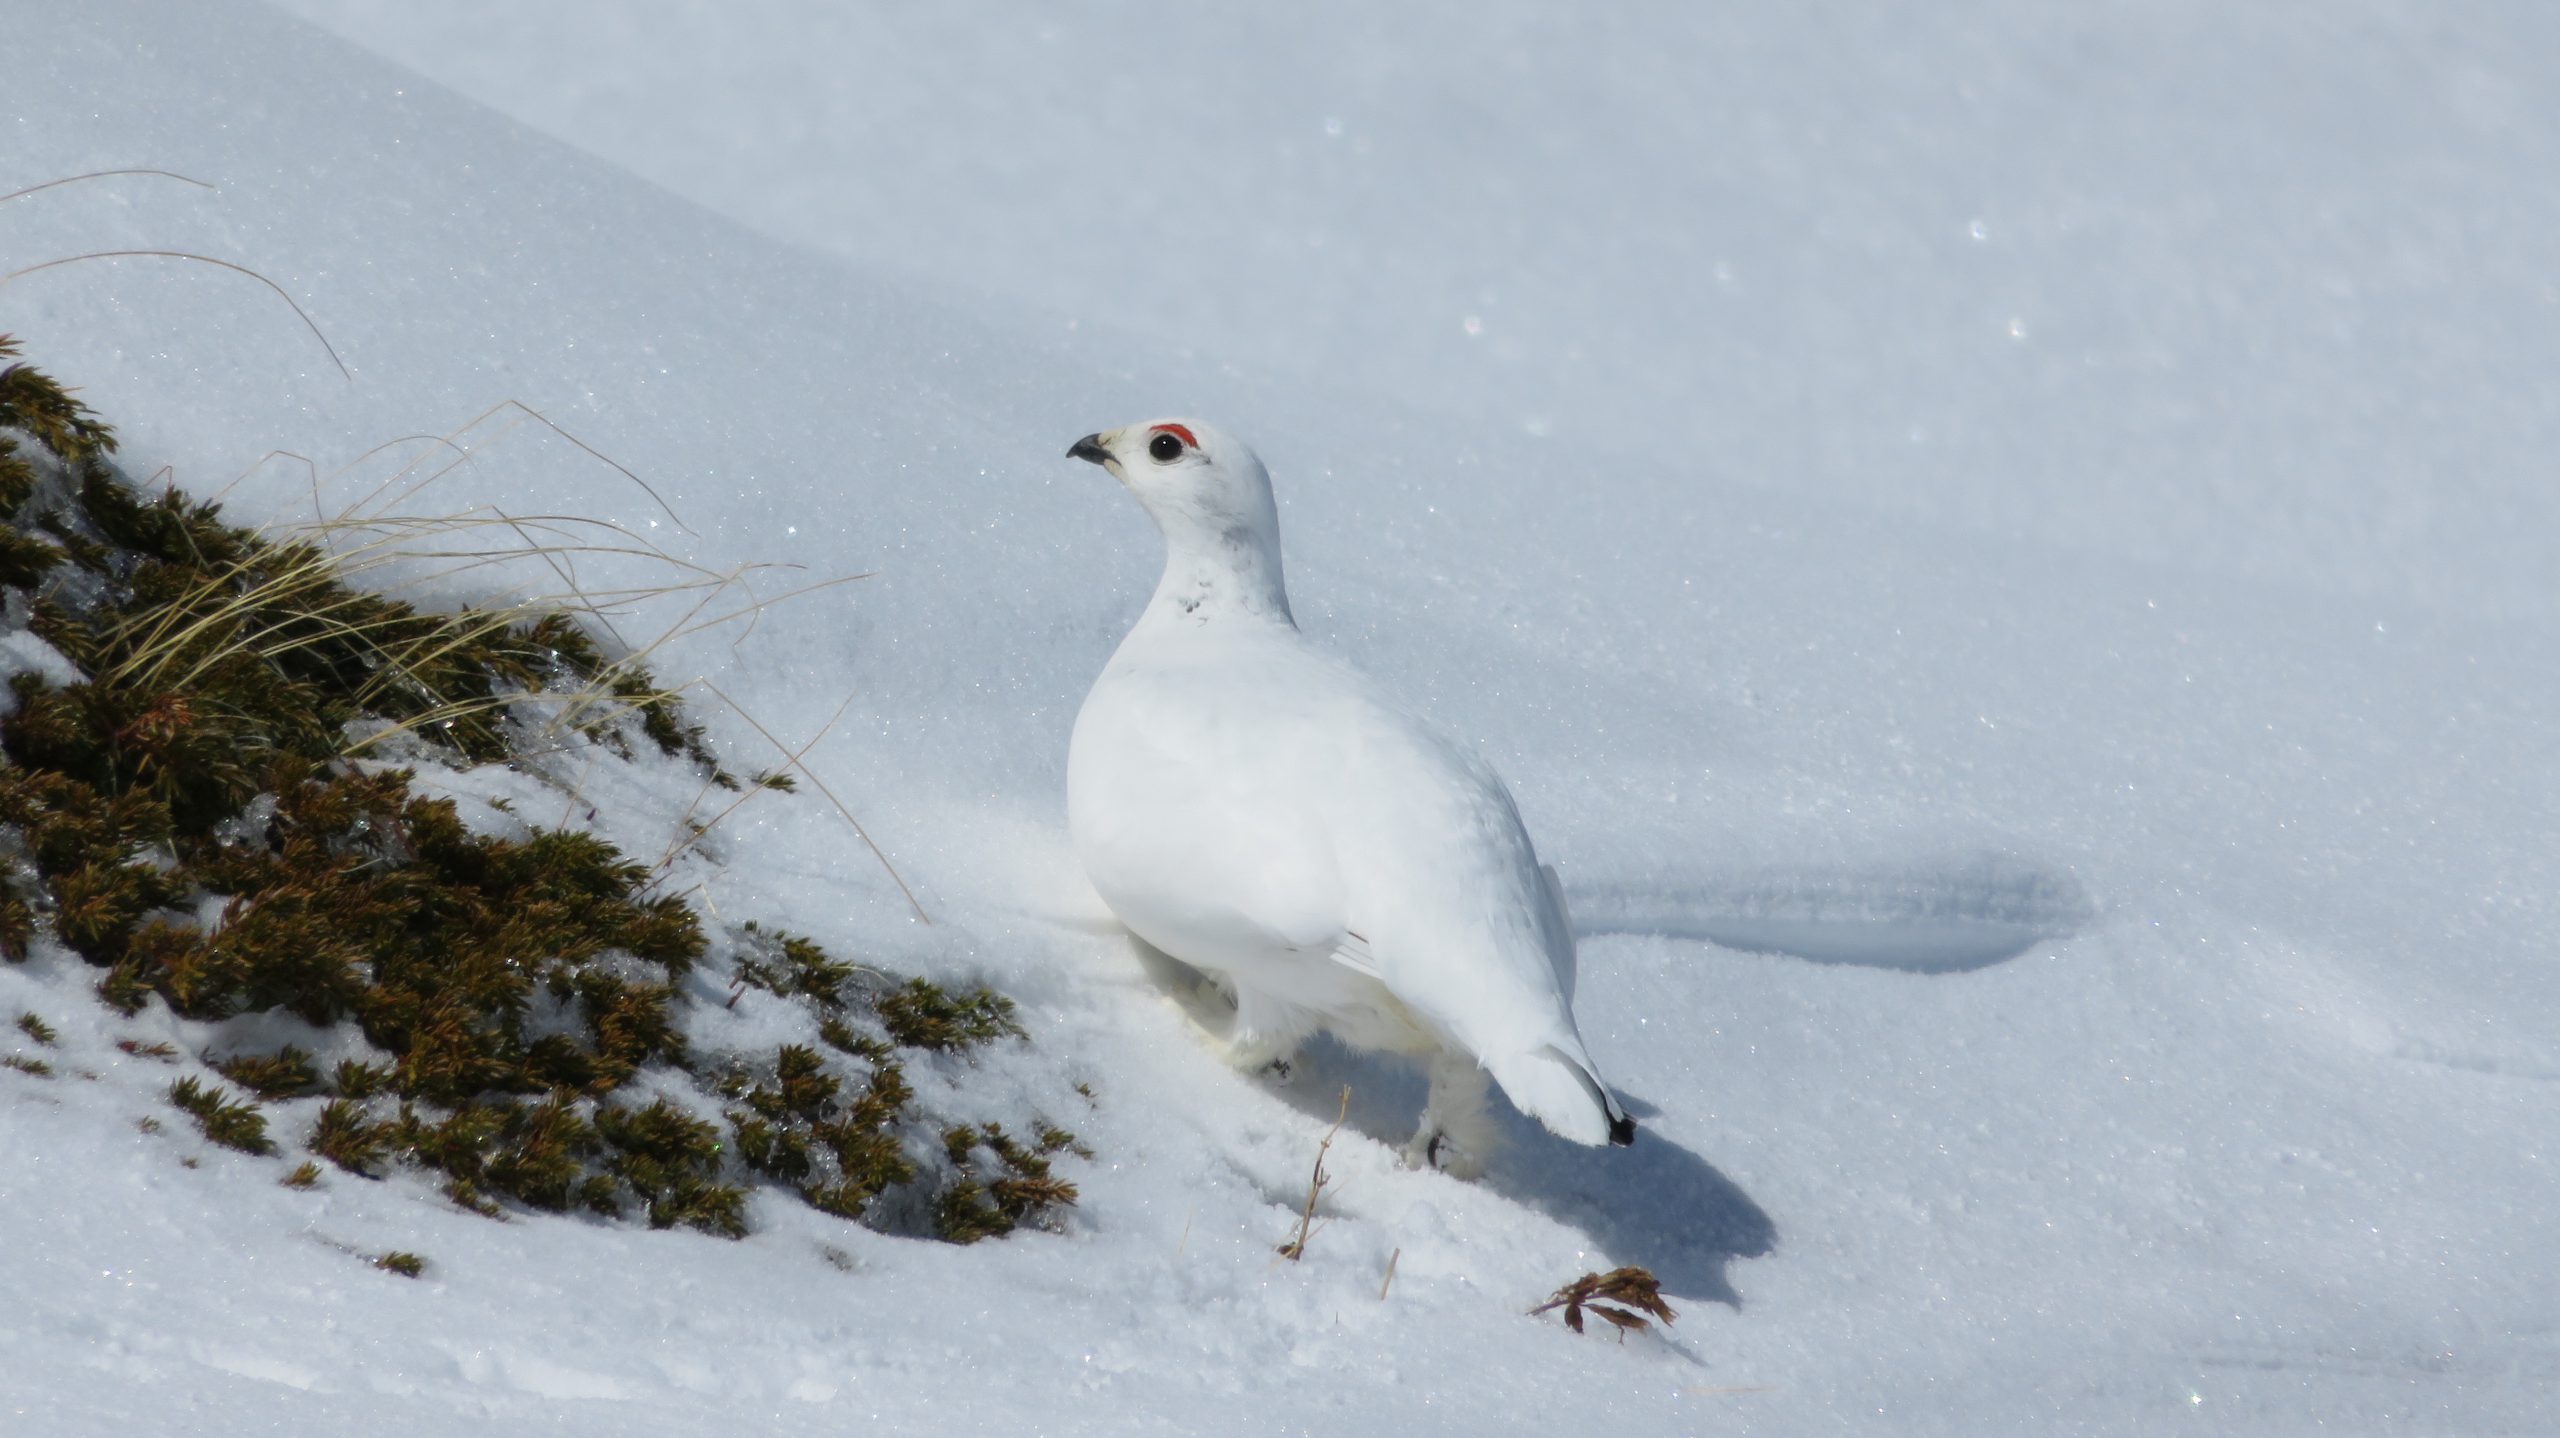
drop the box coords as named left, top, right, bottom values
left=1151, top=423, right=1199, bottom=449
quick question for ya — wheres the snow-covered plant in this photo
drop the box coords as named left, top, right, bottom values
left=0, top=338, right=1082, bottom=1246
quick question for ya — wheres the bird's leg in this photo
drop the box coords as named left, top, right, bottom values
left=1403, top=1050, right=1497, bottom=1179
left=1220, top=1034, right=1301, bottom=1083
left=1219, top=983, right=1314, bottom=1083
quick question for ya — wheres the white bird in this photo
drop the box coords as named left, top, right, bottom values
left=1065, top=419, right=1635, bottom=1176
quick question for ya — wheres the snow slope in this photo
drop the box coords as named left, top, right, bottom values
left=6, top=1, right=2556, bottom=1433
left=272, top=0, right=2560, bottom=623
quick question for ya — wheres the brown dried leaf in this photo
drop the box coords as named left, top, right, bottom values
left=1533, top=1265, right=1677, bottom=1337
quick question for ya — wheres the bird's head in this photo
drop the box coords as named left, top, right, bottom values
left=1067, top=419, right=1280, bottom=542
left=1067, top=419, right=1292, bottom=618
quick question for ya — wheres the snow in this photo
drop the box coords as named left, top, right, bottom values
left=6, top=0, right=2556, bottom=1433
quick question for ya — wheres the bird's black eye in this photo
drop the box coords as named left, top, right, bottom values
left=1148, top=431, right=1185, bottom=463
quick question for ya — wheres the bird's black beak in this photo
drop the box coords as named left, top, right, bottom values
left=1066, top=434, right=1113, bottom=466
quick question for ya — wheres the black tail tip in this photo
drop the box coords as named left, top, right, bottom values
left=1608, top=1113, right=1636, bottom=1147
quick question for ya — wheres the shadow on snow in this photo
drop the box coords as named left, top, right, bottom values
left=1130, top=937, right=1775, bottom=1307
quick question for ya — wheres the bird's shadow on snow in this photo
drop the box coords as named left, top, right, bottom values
left=1281, top=1037, right=1776, bottom=1307
left=1128, top=938, right=1774, bottom=1306
left=1570, top=850, right=2096, bottom=974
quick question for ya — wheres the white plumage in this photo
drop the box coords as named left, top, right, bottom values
left=1064, top=419, right=1634, bottom=1175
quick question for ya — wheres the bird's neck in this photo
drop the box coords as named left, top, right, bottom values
left=1145, top=520, right=1295, bottom=627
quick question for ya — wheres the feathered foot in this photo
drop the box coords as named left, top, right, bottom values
left=1402, top=1050, right=1498, bottom=1179
left=1217, top=981, right=1317, bottom=1083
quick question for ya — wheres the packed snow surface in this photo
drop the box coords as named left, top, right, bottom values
left=6, top=1, right=2556, bottom=1433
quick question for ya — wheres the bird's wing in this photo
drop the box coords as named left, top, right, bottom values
left=1071, top=699, right=1347, bottom=968
left=1332, top=728, right=1629, bottom=1144
left=1539, top=861, right=1579, bottom=1003
left=1327, top=928, right=1383, bottom=979
left=1340, top=728, right=1579, bottom=1022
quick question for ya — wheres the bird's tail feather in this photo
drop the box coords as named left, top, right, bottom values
left=1486, top=1043, right=1636, bottom=1148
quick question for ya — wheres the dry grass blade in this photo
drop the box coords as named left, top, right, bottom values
left=185, top=403, right=852, bottom=771
left=85, top=537, right=581, bottom=756
left=498, top=400, right=695, bottom=538
left=640, top=569, right=873, bottom=659
left=84, top=497, right=818, bottom=767
left=1276, top=1085, right=1351, bottom=1261
left=646, top=693, right=853, bottom=883
left=67, top=400, right=884, bottom=887
left=1530, top=1266, right=1678, bottom=1339
left=322, top=398, right=691, bottom=538
left=0, top=168, right=217, bottom=204
left=3, top=250, right=348, bottom=379
left=305, top=509, right=854, bottom=684
left=704, top=682, right=928, bottom=926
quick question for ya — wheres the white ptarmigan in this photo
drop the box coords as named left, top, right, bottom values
left=1065, top=419, right=1635, bottom=1177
